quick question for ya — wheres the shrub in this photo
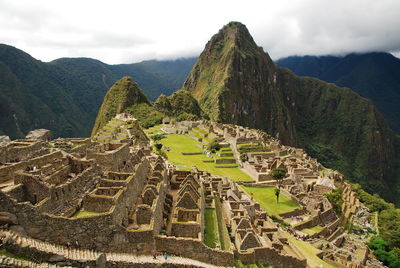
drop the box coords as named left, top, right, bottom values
left=154, top=143, right=163, bottom=150
left=325, top=186, right=344, bottom=216
left=207, top=139, right=221, bottom=152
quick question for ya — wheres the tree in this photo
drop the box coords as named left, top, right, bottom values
left=274, top=188, right=281, bottom=203
left=207, top=138, right=221, bottom=152
left=325, top=186, right=344, bottom=216
left=154, top=143, right=163, bottom=150
left=150, top=134, right=166, bottom=143
left=270, top=168, right=287, bottom=188
left=151, top=134, right=166, bottom=152
left=240, top=152, right=248, bottom=162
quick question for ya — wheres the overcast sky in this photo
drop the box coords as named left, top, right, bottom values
left=1, top=0, right=400, bottom=64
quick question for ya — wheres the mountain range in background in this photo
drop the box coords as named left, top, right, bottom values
left=0, top=43, right=195, bottom=139
left=276, top=52, right=400, bottom=133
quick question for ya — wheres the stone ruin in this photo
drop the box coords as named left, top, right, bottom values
left=0, top=117, right=385, bottom=267
left=167, top=120, right=385, bottom=268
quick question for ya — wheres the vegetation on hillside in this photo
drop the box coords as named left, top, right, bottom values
left=352, top=184, right=400, bottom=267
left=0, top=43, right=196, bottom=139
left=125, top=103, right=164, bottom=129
left=325, top=186, right=344, bottom=216
left=276, top=52, right=400, bottom=133
left=154, top=89, right=203, bottom=121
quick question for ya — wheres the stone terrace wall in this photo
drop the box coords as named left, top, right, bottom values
left=111, top=159, right=151, bottom=227
left=155, top=236, right=233, bottom=267
left=236, top=247, right=307, bottom=268
left=0, top=140, right=43, bottom=164
left=0, top=159, right=155, bottom=253
left=0, top=151, right=63, bottom=182
left=279, top=208, right=306, bottom=218
left=88, top=143, right=130, bottom=171
left=0, top=191, right=155, bottom=253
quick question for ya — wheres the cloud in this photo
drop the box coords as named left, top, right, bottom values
left=0, top=0, right=399, bottom=63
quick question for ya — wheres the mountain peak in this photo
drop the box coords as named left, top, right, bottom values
left=183, top=22, right=287, bottom=138
left=206, top=21, right=259, bottom=55
left=220, top=21, right=251, bottom=37
left=91, top=76, right=149, bottom=136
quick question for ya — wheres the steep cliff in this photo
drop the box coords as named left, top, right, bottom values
left=183, top=22, right=398, bottom=200
left=91, top=76, right=150, bottom=136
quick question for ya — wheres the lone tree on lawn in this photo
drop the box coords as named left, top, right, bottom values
left=150, top=134, right=166, bottom=151
left=270, top=168, right=287, bottom=203
left=274, top=188, right=280, bottom=203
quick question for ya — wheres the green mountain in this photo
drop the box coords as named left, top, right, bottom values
left=154, top=89, right=203, bottom=120
left=276, top=53, right=400, bottom=133
left=0, top=44, right=92, bottom=139
left=91, top=76, right=150, bottom=136
left=183, top=22, right=400, bottom=202
left=0, top=43, right=195, bottom=139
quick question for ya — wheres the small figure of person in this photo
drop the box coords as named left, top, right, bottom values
left=152, top=250, right=157, bottom=260
left=163, top=252, right=168, bottom=260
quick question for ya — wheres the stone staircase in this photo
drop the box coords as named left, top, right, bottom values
left=1, top=231, right=225, bottom=267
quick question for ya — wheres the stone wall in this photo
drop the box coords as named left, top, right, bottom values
left=82, top=194, right=116, bottom=213
left=0, top=140, right=43, bottom=164
left=155, top=235, right=234, bottom=267
left=149, top=171, right=167, bottom=235
left=0, top=191, right=155, bottom=253
left=294, top=216, right=319, bottom=230
left=215, top=158, right=236, bottom=164
left=88, top=143, right=130, bottom=171
left=0, top=151, right=63, bottom=182
left=171, top=222, right=200, bottom=238
left=235, top=247, right=307, bottom=268
left=0, top=157, right=154, bottom=253
left=279, top=208, right=306, bottom=218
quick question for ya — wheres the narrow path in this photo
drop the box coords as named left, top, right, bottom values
left=2, top=230, right=223, bottom=268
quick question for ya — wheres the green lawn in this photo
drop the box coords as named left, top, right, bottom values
left=161, top=134, right=253, bottom=182
left=215, top=196, right=231, bottom=250
left=73, top=210, right=101, bottom=218
left=204, top=208, right=220, bottom=248
left=240, top=186, right=300, bottom=215
left=301, top=225, right=324, bottom=236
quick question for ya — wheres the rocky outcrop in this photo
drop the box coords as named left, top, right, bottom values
left=25, top=129, right=52, bottom=141
left=183, top=21, right=398, bottom=200
left=0, top=135, right=11, bottom=146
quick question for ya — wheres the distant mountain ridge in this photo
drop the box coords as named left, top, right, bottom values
left=0, top=43, right=196, bottom=138
left=276, top=52, right=400, bottom=133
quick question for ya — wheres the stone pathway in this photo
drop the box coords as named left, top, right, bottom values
left=2, top=230, right=225, bottom=268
